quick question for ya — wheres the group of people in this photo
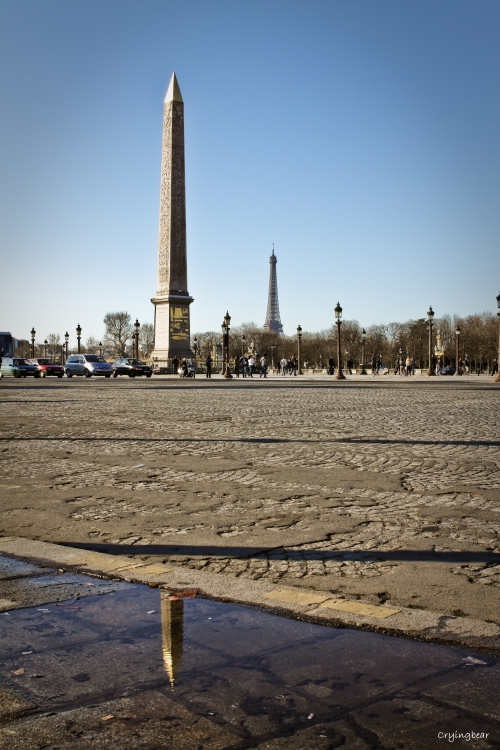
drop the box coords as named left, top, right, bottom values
left=395, top=355, right=415, bottom=376
left=204, top=354, right=259, bottom=378
left=171, top=356, right=195, bottom=378
left=279, top=356, right=298, bottom=376
left=234, top=355, right=257, bottom=377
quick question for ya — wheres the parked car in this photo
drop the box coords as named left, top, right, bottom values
left=439, top=366, right=456, bottom=376
left=27, top=358, right=64, bottom=378
left=65, top=354, right=113, bottom=378
left=112, top=358, right=153, bottom=378
left=0, top=357, right=39, bottom=378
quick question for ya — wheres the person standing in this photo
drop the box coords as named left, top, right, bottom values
left=328, top=356, right=334, bottom=376
left=240, top=355, right=247, bottom=377
left=290, top=355, right=297, bottom=376
left=248, top=355, right=255, bottom=377
left=280, top=356, right=287, bottom=376
left=172, top=356, right=179, bottom=376
left=260, top=354, right=268, bottom=378
left=205, top=354, right=212, bottom=378
left=234, top=357, right=240, bottom=378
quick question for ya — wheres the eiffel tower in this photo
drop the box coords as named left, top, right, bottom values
left=263, top=245, right=283, bottom=334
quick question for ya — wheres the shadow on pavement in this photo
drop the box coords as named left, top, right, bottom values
left=2, top=435, right=499, bottom=446
left=62, top=541, right=500, bottom=564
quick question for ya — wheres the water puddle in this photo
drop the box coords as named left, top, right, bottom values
left=1, top=582, right=499, bottom=747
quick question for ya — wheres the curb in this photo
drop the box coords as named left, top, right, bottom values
left=1, top=536, right=499, bottom=655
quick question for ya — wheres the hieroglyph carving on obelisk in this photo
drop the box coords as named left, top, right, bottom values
left=151, top=72, right=194, bottom=360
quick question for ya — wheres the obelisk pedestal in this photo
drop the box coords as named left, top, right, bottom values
left=151, top=72, right=194, bottom=360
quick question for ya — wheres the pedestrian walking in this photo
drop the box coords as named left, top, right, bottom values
left=248, top=356, right=255, bottom=377
left=290, top=355, right=298, bottom=376
left=328, top=357, right=334, bottom=376
left=172, top=356, right=179, bottom=375
left=240, top=355, right=247, bottom=377
left=260, top=354, right=268, bottom=378
left=234, top=357, right=240, bottom=377
left=280, top=356, right=287, bottom=376
left=205, top=354, right=212, bottom=378
left=405, top=356, right=411, bottom=376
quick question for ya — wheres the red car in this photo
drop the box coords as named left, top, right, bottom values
left=27, top=358, right=65, bottom=378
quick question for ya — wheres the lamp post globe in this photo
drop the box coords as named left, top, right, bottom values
left=76, top=324, right=82, bottom=354
left=494, top=293, right=500, bottom=382
left=334, top=303, right=346, bottom=380
left=297, top=325, right=303, bottom=375
left=426, top=306, right=435, bottom=376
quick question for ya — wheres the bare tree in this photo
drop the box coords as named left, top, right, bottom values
left=46, top=333, right=62, bottom=360
left=139, top=323, right=154, bottom=357
left=103, top=312, right=132, bottom=356
left=85, top=336, right=100, bottom=354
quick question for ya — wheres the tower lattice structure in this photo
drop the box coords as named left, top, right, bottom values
left=263, top=245, right=283, bottom=334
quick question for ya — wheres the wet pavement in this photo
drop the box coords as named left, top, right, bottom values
left=0, top=557, right=499, bottom=748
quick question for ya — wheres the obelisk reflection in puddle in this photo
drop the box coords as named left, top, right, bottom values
left=161, top=596, right=184, bottom=689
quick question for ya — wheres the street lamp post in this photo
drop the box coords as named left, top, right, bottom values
left=426, top=306, right=435, bottom=376
left=99, top=342, right=103, bottom=357
left=345, top=349, right=349, bottom=373
left=193, top=336, right=198, bottom=358
left=495, top=293, right=500, bottom=383
left=335, top=303, right=346, bottom=380
left=360, top=328, right=367, bottom=374
left=64, top=332, right=69, bottom=363
left=44, top=339, right=48, bottom=358
left=297, top=325, right=303, bottom=375
left=454, top=326, right=461, bottom=376
left=76, top=324, right=82, bottom=354
left=30, top=328, right=36, bottom=358
left=134, top=319, right=140, bottom=359
left=221, top=311, right=232, bottom=379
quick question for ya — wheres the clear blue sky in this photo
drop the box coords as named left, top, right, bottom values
left=1, top=0, right=499, bottom=346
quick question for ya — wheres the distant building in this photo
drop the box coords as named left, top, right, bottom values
left=263, top=245, right=283, bottom=334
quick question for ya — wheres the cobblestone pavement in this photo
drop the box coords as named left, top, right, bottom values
left=1, top=376, right=499, bottom=627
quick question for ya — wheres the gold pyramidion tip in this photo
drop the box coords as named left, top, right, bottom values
left=165, top=72, right=183, bottom=104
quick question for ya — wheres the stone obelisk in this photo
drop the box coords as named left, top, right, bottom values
left=151, top=72, right=193, bottom=359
